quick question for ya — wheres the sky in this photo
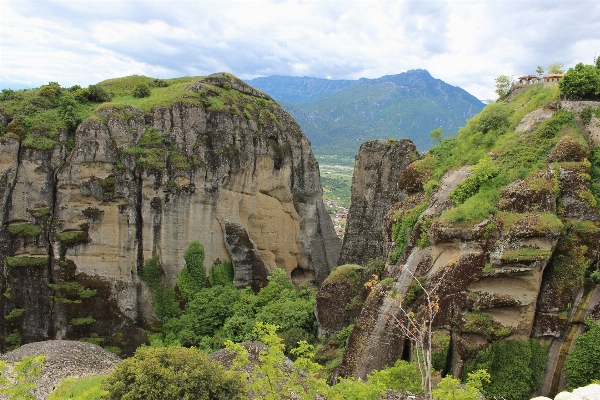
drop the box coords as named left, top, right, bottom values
left=1, top=0, right=599, bottom=100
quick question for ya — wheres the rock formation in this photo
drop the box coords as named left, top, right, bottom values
left=338, top=139, right=418, bottom=266
left=0, top=73, right=341, bottom=353
left=332, top=97, right=600, bottom=398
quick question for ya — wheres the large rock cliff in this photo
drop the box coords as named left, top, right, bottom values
left=338, top=139, right=418, bottom=266
left=0, top=74, right=341, bottom=353
left=331, top=93, right=600, bottom=397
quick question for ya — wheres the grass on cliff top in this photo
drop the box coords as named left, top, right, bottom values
left=324, top=264, right=363, bottom=285
left=99, top=75, right=202, bottom=111
left=0, top=73, right=273, bottom=146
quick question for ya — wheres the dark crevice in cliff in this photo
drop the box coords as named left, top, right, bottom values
left=135, top=169, right=144, bottom=273
left=0, top=140, right=22, bottom=351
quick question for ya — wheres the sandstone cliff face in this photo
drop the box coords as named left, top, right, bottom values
left=338, top=139, right=418, bottom=266
left=333, top=101, right=600, bottom=397
left=0, top=74, right=340, bottom=353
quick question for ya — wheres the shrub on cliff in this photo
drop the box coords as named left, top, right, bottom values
left=565, top=319, right=600, bottom=389
left=463, top=339, right=548, bottom=400
left=103, top=347, right=245, bottom=400
left=177, top=241, right=207, bottom=301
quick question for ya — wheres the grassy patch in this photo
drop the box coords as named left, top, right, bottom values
left=71, top=316, right=96, bottom=326
left=8, top=223, right=42, bottom=236
left=169, top=149, right=191, bottom=170
left=57, top=230, right=87, bottom=245
left=463, top=312, right=512, bottom=339
left=7, top=256, right=49, bottom=268
left=390, top=202, right=428, bottom=263
left=501, top=247, right=552, bottom=262
left=4, top=308, right=25, bottom=320
left=48, top=375, right=109, bottom=400
left=21, top=134, right=58, bottom=150
left=47, top=281, right=97, bottom=299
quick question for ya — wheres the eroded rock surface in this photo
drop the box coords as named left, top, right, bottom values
left=0, top=74, right=340, bottom=354
left=338, top=139, right=418, bottom=266
left=333, top=100, right=600, bottom=399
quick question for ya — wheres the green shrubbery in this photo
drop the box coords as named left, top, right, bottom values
left=132, top=83, right=151, bottom=98
left=144, top=242, right=317, bottom=354
left=560, top=62, right=600, bottom=99
left=103, top=347, right=245, bottom=400
left=463, top=339, right=549, bottom=400
left=565, top=319, right=600, bottom=389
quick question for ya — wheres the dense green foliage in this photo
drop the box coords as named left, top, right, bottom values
left=132, top=83, right=151, bottom=98
left=147, top=247, right=317, bottom=355
left=103, top=347, right=245, bottom=400
left=433, top=369, right=490, bottom=400
left=0, top=355, right=46, bottom=399
left=48, top=375, right=108, bottom=400
left=251, top=71, right=484, bottom=155
left=463, top=339, right=549, bottom=400
left=450, top=156, right=499, bottom=205
left=177, top=241, right=207, bottom=301
left=139, top=257, right=181, bottom=321
left=226, top=322, right=425, bottom=400
left=565, top=320, right=600, bottom=389
left=560, top=62, right=600, bottom=99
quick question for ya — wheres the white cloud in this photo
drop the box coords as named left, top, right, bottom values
left=1, top=0, right=599, bottom=99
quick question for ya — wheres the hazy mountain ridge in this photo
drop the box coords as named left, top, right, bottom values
left=248, top=70, right=485, bottom=155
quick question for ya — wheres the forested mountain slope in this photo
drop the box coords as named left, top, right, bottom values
left=248, top=70, right=484, bottom=155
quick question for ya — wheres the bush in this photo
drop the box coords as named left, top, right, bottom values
left=565, top=320, right=600, bottom=389
left=463, top=339, right=549, bottom=400
left=48, top=375, right=108, bottom=399
left=87, top=85, right=111, bottom=102
left=132, top=83, right=151, bottom=98
left=177, top=241, right=207, bottom=301
left=475, top=102, right=511, bottom=133
left=103, top=347, right=245, bottom=400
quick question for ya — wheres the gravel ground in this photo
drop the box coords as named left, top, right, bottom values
left=0, top=340, right=121, bottom=400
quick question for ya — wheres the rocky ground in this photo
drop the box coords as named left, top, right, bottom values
left=0, top=340, right=121, bottom=400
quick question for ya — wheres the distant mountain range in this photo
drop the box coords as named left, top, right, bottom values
left=248, top=70, right=484, bottom=156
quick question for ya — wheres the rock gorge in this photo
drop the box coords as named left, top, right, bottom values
left=321, top=92, right=600, bottom=396
left=0, top=74, right=341, bottom=354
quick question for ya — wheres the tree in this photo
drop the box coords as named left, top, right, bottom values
left=132, top=83, right=151, bottom=98
left=559, top=62, right=600, bottom=99
left=225, top=322, right=329, bottom=400
left=103, top=347, right=245, bottom=400
left=177, top=241, right=207, bottom=301
left=432, top=369, right=490, bottom=400
left=547, top=62, right=565, bottom=74
left=536, top=66, right=545, bottom=77
left=0, top=355, right=46, bottom=399
left=430, top=128, right=443, bottom=143
left=494, top=75, right=513, bottom=98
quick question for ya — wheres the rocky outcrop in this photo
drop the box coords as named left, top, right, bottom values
left=315, top=264, right=371, bottom=336
left=333, top=101, right=600, bottom=398
left=0, top=340, right=121, bottom=400
left=338, top=139, right=418, bottom=266
left=223, top=222, right=269, bottom=291
left=0, top=74, right=341, bottom=353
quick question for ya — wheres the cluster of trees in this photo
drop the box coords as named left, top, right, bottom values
left=142, top=242, right=317, bottom=355
left=560, top=58, right=600, bottom=99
